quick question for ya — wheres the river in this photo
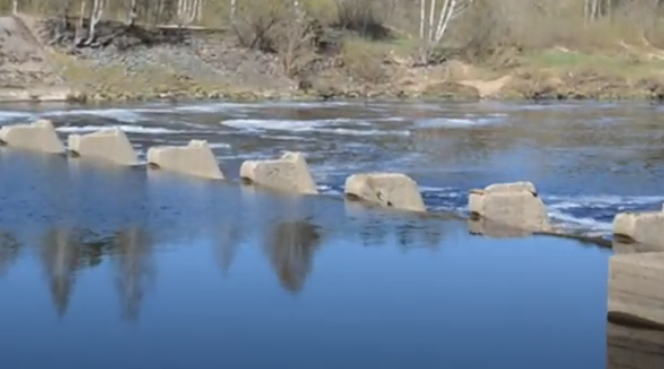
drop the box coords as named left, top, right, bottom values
left=0, top=100, right=662, bottom=368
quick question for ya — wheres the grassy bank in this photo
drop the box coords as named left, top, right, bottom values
left=6, top=0, right=664, bottom=102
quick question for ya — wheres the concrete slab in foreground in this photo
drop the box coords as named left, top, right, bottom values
left=608, top=252, right=664, bottom=329
left=68, top=128, right=139, bottom=166
left=240, top=151, right=318, bottom=195
left=147, top=139, right=224, bottom=180
left=344, top=172, right=426, bottom=212
left=607, top=321, right=664, bottom=369
left=0, top=119, right=65, bottom=154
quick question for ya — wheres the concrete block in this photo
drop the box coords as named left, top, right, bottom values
left=344, top=172, right=426, bottom=212
left=613, top=240, right=664, bottom=255
left=613, top=212, right=664, bottom=250
left=147, top=139, right=224, bottom=180
left=67, top=128, right=139, bottom=166
left=485, top=181, right=537, bottom=194
left=608, top=252, right=664, bottom=330
left=607, top=322, right=664, bottom=369
left=469, top=181, right=551, bottom=232
left=239, top=151, right=317, bottom=195
left=0, top=119, right=65, bottom=154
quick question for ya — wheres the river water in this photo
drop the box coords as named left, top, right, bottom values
left=0, top=100, right=662, bottom=368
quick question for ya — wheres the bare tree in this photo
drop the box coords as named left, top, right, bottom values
left=176, top=0, right=203, bottom=25
left=81, top=0, right=106, bottom=46
left=418, top=0, right=474, bottom=63
left=230, top=0, right=237, bottom=23
left=128, top=0, right=138, bottom=26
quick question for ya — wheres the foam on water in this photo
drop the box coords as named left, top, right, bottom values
left=42, top=108, right=151, bottom=123
left=0, top=111, right=33, bottom=123
left=56, top=125, right=187, bottom=134
left=415, top=115, right=506, bottom=129
left=220, top=118, right=407, bottom=136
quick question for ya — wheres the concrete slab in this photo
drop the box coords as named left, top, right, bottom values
left=0, top=119, right=65, bottom=154
left=613, top=212, right=664, bottom=250
left=147, top=139, right=224, bottom=180
left=344, top=172, right=426, bottom=212
left=469, top=181, right=551, bottom=232
left=239, top=151, right=317, bottom=195
left=608, top=252, right=664, bottom=329
left=68, top=128, right=139, bottom=166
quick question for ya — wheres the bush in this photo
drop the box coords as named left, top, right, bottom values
left=333, top=0, right=392, bottom=40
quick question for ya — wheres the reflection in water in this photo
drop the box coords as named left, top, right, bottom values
left=264, top=220, right=321, bottom=294
left=40, top=227, right=82, bottom=318
left=0, top=231, right=20, bottom=277
left=216, top=223, right=241, bottom=276
left=112, top=227, right=155, bottom=323
left=607, top=322, right=664, bottom=369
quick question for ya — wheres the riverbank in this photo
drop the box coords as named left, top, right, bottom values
left=6, top=14, right=664, bottom=103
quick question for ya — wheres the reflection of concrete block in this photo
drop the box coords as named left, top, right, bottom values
left=607, top=322, right=664, bottom=369
left=467, top=217, right=532, bottom=239
left=613, top=212, right=664, bottom=250
left=608, top=252, right=664, bottom=330
left=344, top=172, right=425, bottom=212
left=240, top=152, right=317, bottom=195
left=469, top=181, right=551, bottom=232
left=68, top=128, right=139, bottom=166
left=147, top=140, right=224, bottom=180
left=0, top=119, right=65, bottom=154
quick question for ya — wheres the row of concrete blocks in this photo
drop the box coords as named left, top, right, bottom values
left=0, top=120, right=555, bottom=225
left=2, top=120, right=664, bottom=330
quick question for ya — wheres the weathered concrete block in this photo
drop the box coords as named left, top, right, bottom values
left=485, top=181, right=537, bottom=194
left=0, top=119, right=65, bottom=154
left=147, top=139, right=224, bottom=180
left=613, top=212, right=664, bottom=249
left=468, top=181, right=551, bottom=232
left=613, top=239, right=664, bottom=255
left=344, top=172, right=426, bottom=212
left=67, top=128, right=139, bottom=166
left=608, top=252, right=664, bottom=330
left=607, top=321, right=664, bottom=369
left=239, top=151, right=317, bottom=195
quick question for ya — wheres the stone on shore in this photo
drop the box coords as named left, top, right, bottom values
left=239, top=152, right=317, bottom=195
left=0, top=119, right=65, bottom=154
left=344, top=172, right=426, bottom=212
left=468, top=181, right=551, bottom=232
left=147, top=139, right=224, bottom=179
left=613, top=212, right=664, bottom=250
left=608, top=252, right=664, bottom=330
left=67, top=128, right=139, bottom=166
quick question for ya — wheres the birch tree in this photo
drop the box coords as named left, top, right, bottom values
left=176, top=0, right=203, bottom=25
left=419, top=0, right=474, bottom=63
left=83, top=0, right=106, bottom=45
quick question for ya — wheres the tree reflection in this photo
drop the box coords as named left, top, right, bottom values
left=0, top=231, right=20, bottom=277
left=40, top=227, right=82, bottom=318
left=216, top=223, right=241, bottom=276
left=112, top=227, right=155, bottom=323
left=264, top=220, right=321, bottom=294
